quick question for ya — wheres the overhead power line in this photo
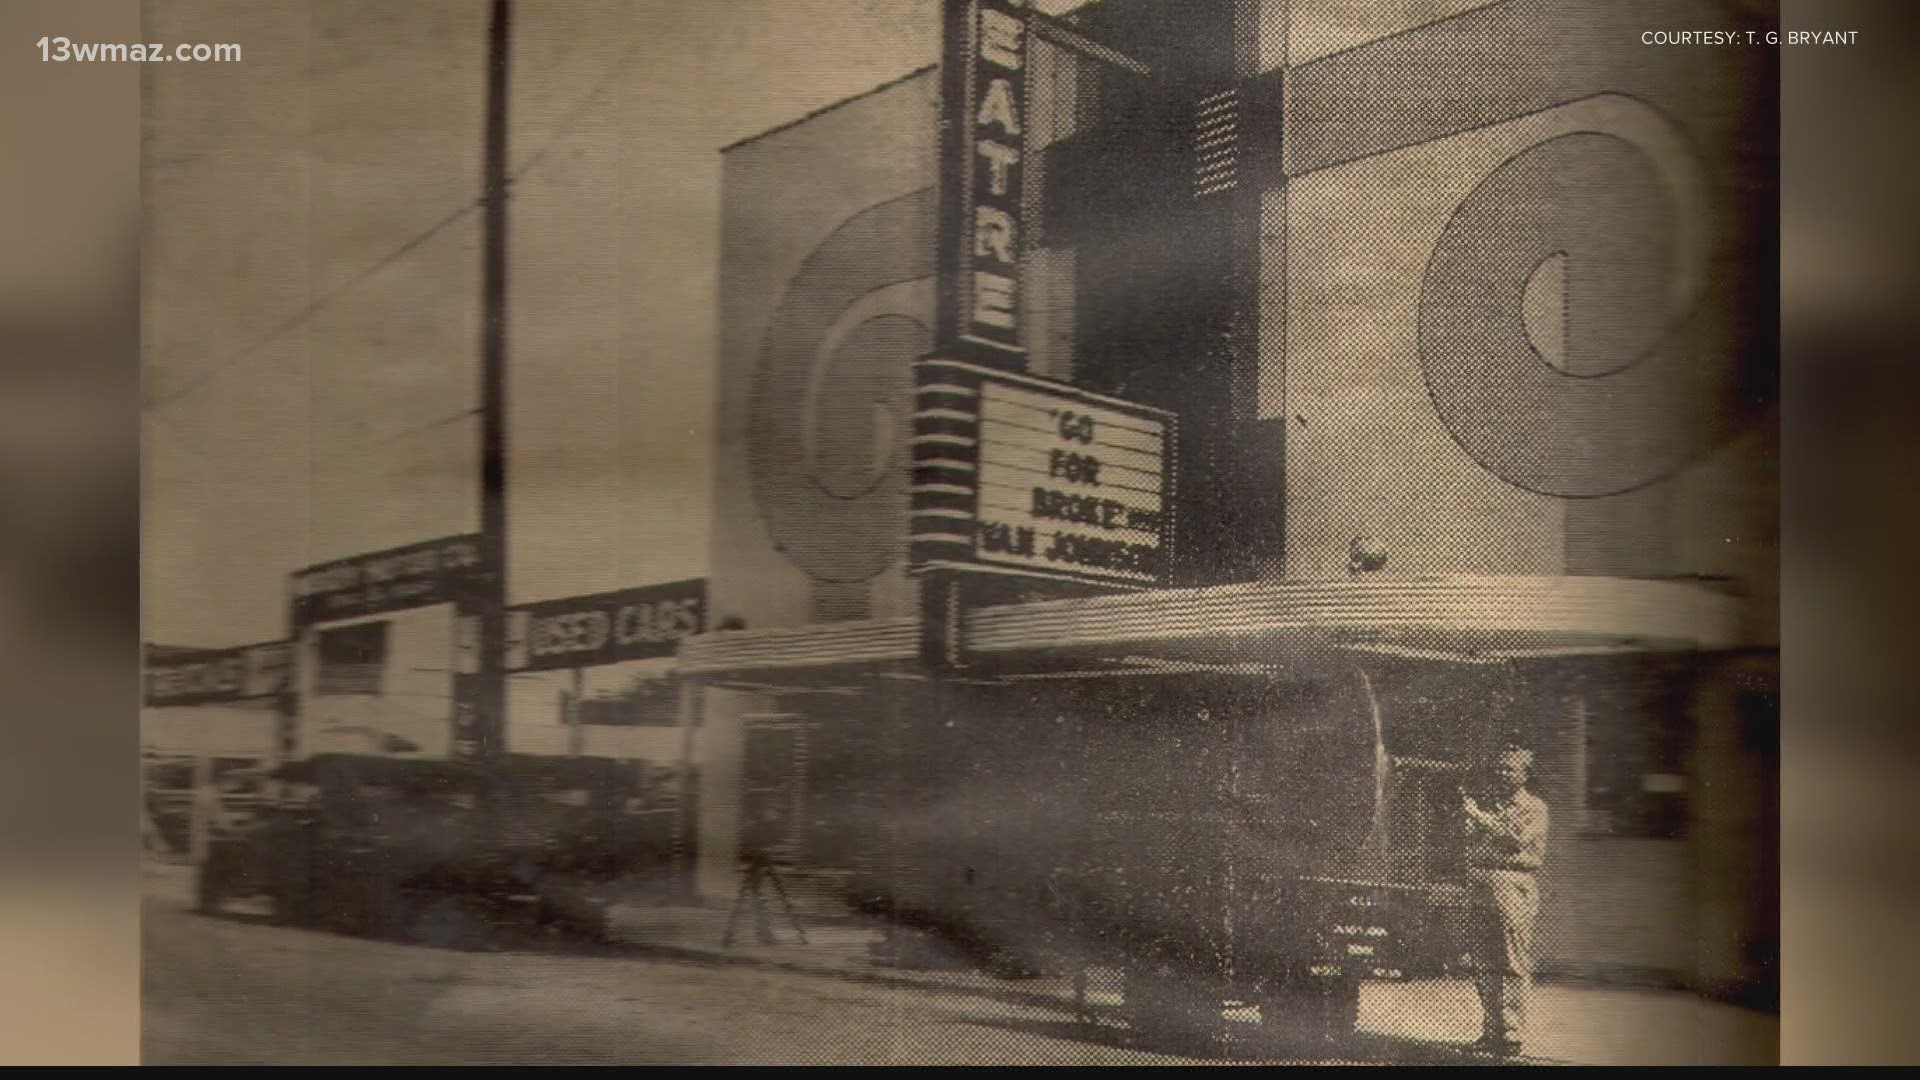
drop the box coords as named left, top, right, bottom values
left=144, top=199, right=480, bottom=412
left=144, top=33, right=645, bottom=416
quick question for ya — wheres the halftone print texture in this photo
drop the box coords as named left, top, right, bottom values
left=143, top=0, right=1777, bottom=1066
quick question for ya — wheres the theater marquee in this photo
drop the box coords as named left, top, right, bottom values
left=911, top=359, right=1174, bottom=587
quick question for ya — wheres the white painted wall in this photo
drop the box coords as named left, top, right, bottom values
left=295, top=603, right=455, bottom=758
left=141, top=703, right=278, bottom=758
left=692, top=686, right=764, bottom=900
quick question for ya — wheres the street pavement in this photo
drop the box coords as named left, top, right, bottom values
left=145, top=864, right=1206, bottom=1066
left=142, top=862, right=1775, bottom=1066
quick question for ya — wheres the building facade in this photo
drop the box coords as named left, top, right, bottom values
left=683, top=0, right=1777, bottom=1000
left=146, top=549, right=711, bottom=893
left=142, top=641, right=295, bottom=859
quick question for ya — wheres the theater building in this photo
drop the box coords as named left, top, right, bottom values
left=679, top=0, right=1776, bottom=998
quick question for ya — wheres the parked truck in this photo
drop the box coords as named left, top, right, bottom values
left=845, top=666, right=1497, bottom=1052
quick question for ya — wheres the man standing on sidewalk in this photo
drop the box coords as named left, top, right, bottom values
left=1461, top=744, right=1550, bottom=1057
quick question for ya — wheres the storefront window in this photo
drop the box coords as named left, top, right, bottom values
left=742, top=719, right=805, bottom=863
left=143, top=756, right=195, bottom=856
left=210, top=757, right=265, bottom=824
left=737, top=713, right=878, bottom=873
left=1582, top=679, right=1692, bottom=840
left=314, top=620, right=389, bottom=696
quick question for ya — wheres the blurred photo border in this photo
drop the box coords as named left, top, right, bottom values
left=2, top=0, right=1918, bottom=1065
left=0, top=0, right=141, bottom=1066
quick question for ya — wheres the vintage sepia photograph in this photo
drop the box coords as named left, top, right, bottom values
left=140, top=0, right=1781, bottom=1065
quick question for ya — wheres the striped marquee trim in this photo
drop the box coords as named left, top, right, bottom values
left=672, top=577, right=1747, bottom=683
left=677, top=617, right=920, bottom=676
left=911, top=432, right=979, bottom=450
left=910, top=360, right=988, bottom=564
left=914, top=483, right=977, bottom=499
left=964, top=575, right=1747, bottom=657
left=916, top=408, right=980, bottom=426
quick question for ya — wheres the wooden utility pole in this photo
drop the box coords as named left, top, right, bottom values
left=566, top=667, right=585, bottom=756
left=475, top=0, right=512, bottom=762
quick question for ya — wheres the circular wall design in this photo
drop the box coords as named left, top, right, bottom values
left=1417, top=130, right=1736, bottom=498
left=748, top=189, right=935, bottom=584
left=803, top=314, right=924, bottom=503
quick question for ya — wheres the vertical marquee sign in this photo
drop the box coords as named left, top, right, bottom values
left=936, top=0, right=1030, bottom=368
left=922, top=0, right=1033, bottom=669
left=911, top=358, right=1176, bottom=588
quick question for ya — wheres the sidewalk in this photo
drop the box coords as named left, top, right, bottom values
left=603, top=900, right=1777, bottom=1066
left=146, top=862, right=1774, bottom=1065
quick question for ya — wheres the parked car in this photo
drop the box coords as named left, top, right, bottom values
left=195, top=752, right=681, bottom=944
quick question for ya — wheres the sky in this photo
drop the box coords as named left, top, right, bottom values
left=142, top=1, right=1100, bottom=649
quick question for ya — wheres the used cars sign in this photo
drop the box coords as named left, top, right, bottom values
left=504, top=579, right=708, bottom=672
